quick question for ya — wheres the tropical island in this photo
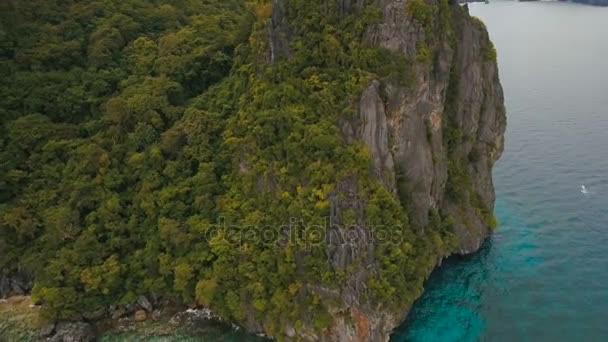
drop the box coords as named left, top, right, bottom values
left=0, top=0, right=505, bottom=340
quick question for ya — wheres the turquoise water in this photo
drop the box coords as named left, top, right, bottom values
left=393, top=1, right=608, bottom=341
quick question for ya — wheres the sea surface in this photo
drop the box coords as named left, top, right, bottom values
left=392, top=1, right=608, bottom=341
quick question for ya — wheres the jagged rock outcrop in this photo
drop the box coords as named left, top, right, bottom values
left=48, top=322, right=96, bottom=342
left=358, top=81, right=397, bottom=191
left=0, top=270, right=33, bottom=298
left=264, top=0, right=506, bottom=341
left=363, top=1, right=506, bottom=253
left=47, top=322, right=96, bottom=342
left=268, top=0, right=292, bottom=63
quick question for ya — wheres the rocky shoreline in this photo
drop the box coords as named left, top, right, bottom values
left=0, top=296, right=269, bottom=341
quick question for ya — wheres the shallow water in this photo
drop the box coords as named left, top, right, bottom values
left=392, top=1, right=608, bottom=341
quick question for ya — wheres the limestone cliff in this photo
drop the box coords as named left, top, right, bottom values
left=0, top=1, right=505, bottom=341
left=361, top=0, right=506, bottom=253
left=263, top=0, right=506, bottom=340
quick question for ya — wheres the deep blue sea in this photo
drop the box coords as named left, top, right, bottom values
left=392, top=1, right=608, bottom=341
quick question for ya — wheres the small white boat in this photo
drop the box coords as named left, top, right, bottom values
left=581, top=185, right=589, bottom=194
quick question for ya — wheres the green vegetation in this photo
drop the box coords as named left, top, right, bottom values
left=405, top=0, right=450, bottom=63
left=470, top=16, right=495, bottom=62
left=1, top=0, right=253, bottom=320
left=484, top=41, right=498, bottom=62
left=405, top=0, right=436, bottom=29
left=0, top=296, right=49, bottom=340
left=471, top=193, right=498, bottom=231
left=470, top=16, right=487, bottom=30
left=416, top=42, right=432, bottom=63
left=0, top=0, right=462, bottom=337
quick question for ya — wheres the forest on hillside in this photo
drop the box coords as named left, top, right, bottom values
left=0, top=0, right=456, bottom=336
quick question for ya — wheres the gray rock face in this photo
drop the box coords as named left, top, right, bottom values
left=110, top=305, right=127, bottom=320
left=137, top=295, right=153, bottom=312
left=364, top=1, right=506, bottom=252
left=39, top=322, right=56, bottom=338
left=0, top=271, right=33, bottom=298
left=48, top=322, right=96, bottom=342
left=267, top=0, right=292, bottom=64
left=439, top=5, right=506, bottom=253
left=82, top=307, right=106, bottom=321
left=365, top=0, right=452, bottom=228
left=358, top=81, right=396, bottom=191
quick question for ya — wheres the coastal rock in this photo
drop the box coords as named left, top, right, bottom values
left=39, top=322, right=56, bottom=338
left=82, top=307, right=106, bottom=321
left=151, top=309, right=162, bottom=321
left=137, top=295, right=153, bottom=312
left=110, top=306, right=127, bottom=320
left=125, top=303, right=136, bottom=314
left=0, top=271, right=33, bottom=298
left=48, top=322, right=95, bottom=342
